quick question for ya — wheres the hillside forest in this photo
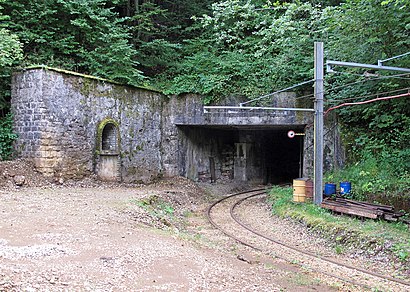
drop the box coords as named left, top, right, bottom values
left=0, top=0, right=409, bottom=200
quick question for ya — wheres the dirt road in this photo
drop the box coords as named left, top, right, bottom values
left=0, top=177, right=354, bottom=291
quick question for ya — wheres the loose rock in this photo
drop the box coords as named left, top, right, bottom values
left=13, top=175, right=26, bottom=186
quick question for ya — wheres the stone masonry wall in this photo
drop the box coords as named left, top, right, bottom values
left=12, top=68, right=343, bottom=183
left=12, top=68, right=164, bottom=183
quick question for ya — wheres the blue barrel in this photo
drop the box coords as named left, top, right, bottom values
left=324, top=183, right=336, bottom=196
left=340, top=181, right=351, bottom=195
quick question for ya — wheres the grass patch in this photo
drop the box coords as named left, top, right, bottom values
left=130, top=195, right=176, bottom=228
left=324, top=151, right=410, bottom=205
left=267, top=186, right=410, bottom=267
left=289, top=273, right=321, bottom=287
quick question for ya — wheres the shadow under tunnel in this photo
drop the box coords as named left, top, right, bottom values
left=178, top=125, right=305, bottom=184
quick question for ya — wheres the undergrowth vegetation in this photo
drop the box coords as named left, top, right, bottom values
left=268, top=186, right=410, bottom=269
left=325, top=152, right=410, bottom=203
left=0, top=113, right=17, bottom=160
left=131, top=195, right=176, bottom=228
left=325, top=119, right=410, bottom=206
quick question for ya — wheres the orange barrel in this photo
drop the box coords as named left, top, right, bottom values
left=293, top=178, right=306, bottom=203
left=305, top=179, right=313, bottom=200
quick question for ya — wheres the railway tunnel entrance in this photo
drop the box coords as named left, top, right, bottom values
left=177, top=125, right=305, bottom=184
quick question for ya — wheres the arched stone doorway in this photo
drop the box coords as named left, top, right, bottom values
left=96, top=118, right=120, bottom=181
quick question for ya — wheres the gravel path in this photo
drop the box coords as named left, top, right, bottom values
left=0, top=179, right=338, bottom=291
left=0, top=178, right=406, bottom=291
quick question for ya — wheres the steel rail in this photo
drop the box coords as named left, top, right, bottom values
left=206, top=189, right=410, bottom=290
left=206, top=189, right=266, bottom=251
left=231, top=192, right=410, bottom=288
left=206, top=190, right=368, bottom=289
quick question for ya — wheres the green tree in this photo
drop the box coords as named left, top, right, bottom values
left=0, top=29, right=22, bottom=68
left=0, top=0, right=23, bottom=114
left=161, top=1, right=323, bottom=102
left=3, top=0, right=143, bottom=85
left=115, top=0, right=215, bottom=76
left=321, top=0, right=410, bottom=197
left=0, top=113, right=18, bottom=160
left=322, top=0, right=410, bottom=154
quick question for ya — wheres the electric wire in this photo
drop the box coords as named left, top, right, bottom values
left=292, top=73, right=410, bottom=102
left=325, top=87, right=410, bottom=104
left=240, top=79, right=315, bottom=106
left=288, top=73, right=409, bottom=102
left=302, top=89, right=409, bottom=131
left=324, top=92, right=410, bottom=116
left=246, top=72, right=409, bottom=108
left=207, top=67, right=410, bottom=113
left=328, top=70, right=410, bottom=80
left=324, top=72, right=410, bottom=93
left=295, top=92, right=315, bottom=100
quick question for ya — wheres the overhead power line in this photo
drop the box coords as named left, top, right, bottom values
left=325, top=87, right=410, bottom=104
left=324, top=92, right=410, bottom=116
left=325, top=72, right=410, bottom=93
left=240, top=79, right=314, bottom=106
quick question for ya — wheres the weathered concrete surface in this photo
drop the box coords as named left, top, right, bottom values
left=12, top=68, right=163, bottom=183
left=11, top=68, right=344, bottom=183
left=166, top=94, right=317, bottom=182
left=173, top=92, right=312, bottom=126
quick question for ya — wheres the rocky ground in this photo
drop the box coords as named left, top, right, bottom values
left=0, top=160, right=408, bottom=291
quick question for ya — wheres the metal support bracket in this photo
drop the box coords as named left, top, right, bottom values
left=326, top=60, right=410, bottom=73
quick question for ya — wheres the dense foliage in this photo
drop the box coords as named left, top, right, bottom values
left=0, top=113, right=17, bottom=160
left=320, top=0, right=410, bottom=197
left=0, top=0, right=409, bottom=196
left=0, top=0, right=23, bottom=113
left=2, top=0, right=143, bottom=85
left=160, top=1, right=323, bottom=101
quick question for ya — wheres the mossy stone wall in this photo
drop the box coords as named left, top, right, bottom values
left=11, top=68, right=343, bottom=183
left=12, top=68, right=165, bottom=183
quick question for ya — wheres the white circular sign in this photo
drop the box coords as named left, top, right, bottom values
left=287, top=130, right=295, bottom=138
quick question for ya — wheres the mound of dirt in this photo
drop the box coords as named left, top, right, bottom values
left=124, top=177, right=209, bottom=231
left=0, top=159, right=51, bottom=189
left=0, top=159, right=146, bottom=190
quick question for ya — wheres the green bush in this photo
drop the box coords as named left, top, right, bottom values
left=268, top=186, right=410, bottom=266
left=325, top=148, right=410, bottom=200
left=0, top=113, right=17, bottom=160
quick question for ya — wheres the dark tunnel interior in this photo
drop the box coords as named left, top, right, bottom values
left=178, top=126, right=305, bottom=184
left=261, top=129, right=303, bottom=184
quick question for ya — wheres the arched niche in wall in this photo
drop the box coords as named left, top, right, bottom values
left=101, top=123, right=119, bottom=153
left=96, top=118, right=121, bottom=181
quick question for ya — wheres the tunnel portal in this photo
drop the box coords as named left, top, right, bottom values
left=178, top=125, right=305, bottom=184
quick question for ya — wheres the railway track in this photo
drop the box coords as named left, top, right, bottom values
left=206, top=188, right=410, bottom=291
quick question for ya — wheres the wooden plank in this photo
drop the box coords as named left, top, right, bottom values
left=336, top=198, right=394, bottom=211
left=384, top=214, right=398, bottom=222
left=393, top=212, right=405, bottom=218
left=321, top=201, right=380, bottom=219
left=344, top=201, right=392, bottom=212
left=320, top=197, right=407, bottom=222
